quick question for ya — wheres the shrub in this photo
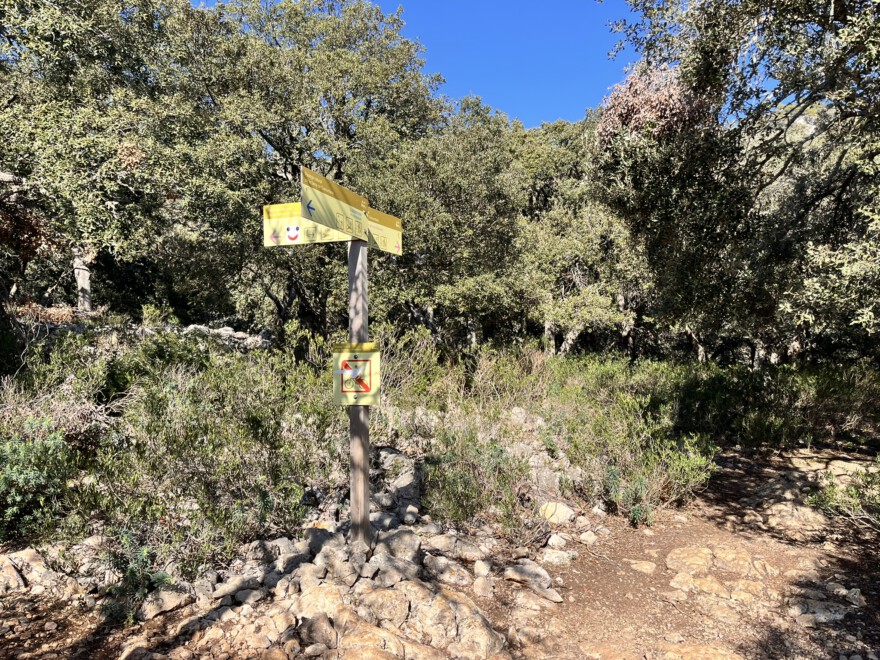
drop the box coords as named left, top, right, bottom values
left=422, top=427, right=528, bottom=529
left=672, top=365, right=813, bottom=447
left=808, top=458, right=880, bottom=533
left=0, top=417, right=80, bottom=540
left=82, top=350, right=346, bottom=577
left=102, top=529, right=173, bottom=624
left=671, top=362, right=880, bottom=448
left=25, top=328, right=215, bottom=404
left=140, top=304, right=180, bottom=328
left=529, top=355, right=717, bottom=524
left=601, top=433, right=716, bottom=524
left=374, top=325, right=450, bottom=406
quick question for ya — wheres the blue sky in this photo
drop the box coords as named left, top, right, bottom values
left=374, top=1, right=638, bottom=127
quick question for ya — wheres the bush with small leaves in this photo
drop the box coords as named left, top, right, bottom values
left=0, top=417, right=80, bottom=540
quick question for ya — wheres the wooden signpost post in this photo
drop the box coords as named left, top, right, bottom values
left=263, top=167, right=402, bottom=544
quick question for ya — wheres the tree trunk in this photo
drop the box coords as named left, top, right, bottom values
left=0, top=276, right=21, bottom=374
left=558, top=327, right=580, bottom=356
left=543, top=320, right=556, bottom=356
left=685, top=326, right=707, bottom=363
left=73, top=255, right=92, bottom=312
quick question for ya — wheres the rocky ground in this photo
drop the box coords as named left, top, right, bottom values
left=1, top=446, right=877, bottom=660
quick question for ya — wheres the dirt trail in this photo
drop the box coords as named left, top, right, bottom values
left=1, top=447, right=877, bottom=659
left=485, top=449, right=880, bottom=659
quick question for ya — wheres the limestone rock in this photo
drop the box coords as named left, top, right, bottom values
left=538, top=502, right=575, bottom=525
left=296, top=562, right=329, bottom=591
left=449, top=612, right=506, bottom=658
left=542, top=549, right=577, bottom=566
left=765, top=502, right=828, bottom=531
left=693, top=576, right=729, bottom=599
left=455, top=539, right=486, bottom=562
left=826, top=581, right=847, bottom=596
left=361, top=554, right=421, bottom=588
left=374, top=529, right=421, bottom=564
left=579, top=531, right=598, bottom=546
left=299, top=611, right=338, bottom=649
left=272, top=552, right=310, bottom=575
left=733, top=579, right=764, bottom=597
left=242, top=540, right=276, bottom=564
left=847, top=588, right=867, bottom=607
left=338, top=561, right=363, bottom=587
left=666, top=547, right=714, bottom=575
left=370, top=511, right=401, bottom=531
left=314, top=544, right=350, bottom=570
left=304, top=527, right=343, bottom=556
left=547, top=534, right=567, bottom=548
left=360, top=587, right=411, bottom=628
left=752, top=559, right=779, bottom=577
left=787, top=598, right=849, bottom=623
left=303, top=642, right=328, bottom=657
left=625, top=560, right=656, bottom=575
left=425, top=533, right=455, bottom=553
left=670, top=572, right=695, bottom=592
left=424, top=554, right=472, bottom=588
left=711, top=545, right=753, bottom=576
left=235, top=589, right=265, bottom=605
left=514, top=589, right=556, bottom=611
left=697, top=597, right=740, bottom=624
left=6, top=548, right=56, bottom=586
left=0, top=556, right=26, bottom=594
left=139, top=584, right=195, bottom=621
left=473, top=576, right=494, bottom=599
left=504, top=559, right=551, bottom=590
left=404, top=588, right=458, bottom=647
left=661, top=590, right=688, bottom=603
left=426, top=534, right=485, bottom=562
left=659, top=643, right=745, bottom=659
left=296, top=583, right=347, bottom=619
left=213, top=575, right=260, bottom=599
left=239, top=625, right=273, bottom=650
left=336, top=613, right=405, bottom=657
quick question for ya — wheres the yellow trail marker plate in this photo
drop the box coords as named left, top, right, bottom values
left=263, top=202, right=352, bottom=246
left=333, top=342, right=380, bottom=406
left=301, top=166, right=370, bottom=241
left=366, top=207, right=403, bottom=255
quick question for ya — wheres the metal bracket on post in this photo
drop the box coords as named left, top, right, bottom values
left=348, top=238, right=371, bottom=544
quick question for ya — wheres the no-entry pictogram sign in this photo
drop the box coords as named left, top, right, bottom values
left=333, top=343, right=380, bottom=406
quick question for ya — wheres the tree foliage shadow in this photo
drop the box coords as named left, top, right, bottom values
left=696, top=450, right=880, bottom=658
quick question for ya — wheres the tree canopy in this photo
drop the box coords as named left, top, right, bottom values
left=1, top=0, right=878, bottom=366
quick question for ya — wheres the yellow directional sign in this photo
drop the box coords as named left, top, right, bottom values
left=264, top=169, right=403, bottom=255
left=263, top=202, right=352, bottom=246
left=333, top=342, right=381, bottom=406
left=366, top=207, right=403, bottom=256
left=301, top=166, right=370, bottom=241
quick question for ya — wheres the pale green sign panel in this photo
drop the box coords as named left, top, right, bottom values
left=333, top=342, right=381, bottom=406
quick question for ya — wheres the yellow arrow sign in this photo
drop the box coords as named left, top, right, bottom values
left=263, top=202, right=352, bottom=246
left=301, top=166, right=370, bottom=241
left=265, top=168, right=403, bottom=255
left=366, top=207, right=403, bottom=255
